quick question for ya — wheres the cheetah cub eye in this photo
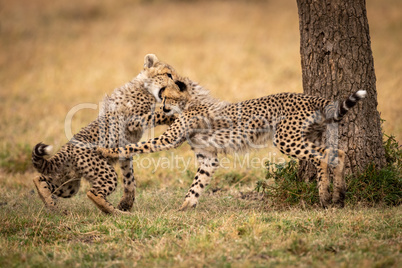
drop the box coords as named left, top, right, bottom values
left=166, top=73, right=173, bottom=79
left=175, top=81, right=187, bottom=92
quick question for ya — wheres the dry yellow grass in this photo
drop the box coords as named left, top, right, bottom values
left=0, top=0, right=400, bottom=147
left=1, top=0, right=399, bottom=175
left=0, top=1, right=401, bottom=266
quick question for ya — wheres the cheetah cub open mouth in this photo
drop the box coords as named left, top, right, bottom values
left=162, top=97, right=182, bottom=115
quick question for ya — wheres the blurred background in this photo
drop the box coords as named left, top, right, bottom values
left=0, top=0, right=401, bottom=179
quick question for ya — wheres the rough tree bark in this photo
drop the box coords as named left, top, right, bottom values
left=296, top=0, right=386, bottom=181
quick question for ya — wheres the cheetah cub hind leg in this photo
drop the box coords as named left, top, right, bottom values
left=33, top=176, right=58, bottom=210
left=86, top=191, right=132, bottom=215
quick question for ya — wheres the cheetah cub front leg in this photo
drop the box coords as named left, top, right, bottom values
left=180, top=149, right=219, bottom=211
left=117, top=159, right=136, bottom=212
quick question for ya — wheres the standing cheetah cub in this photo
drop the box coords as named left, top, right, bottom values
left=98, top=61, right=367, bottom=209
left=32, top=54, right=183, bottom=214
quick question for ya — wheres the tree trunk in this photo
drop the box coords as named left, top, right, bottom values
left=296, top=0, right=386, bottom=181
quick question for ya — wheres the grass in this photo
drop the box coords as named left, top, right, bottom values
left=1, top=182, right=401, bottom=267
left=1, top=0, right=401, bottom=267
left=257, top=133, right=401, bottom=209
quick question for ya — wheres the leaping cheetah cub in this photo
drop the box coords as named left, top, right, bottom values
left=98, top=59, right=367, bottom=209
left=32, top=54, right=183, bottom=214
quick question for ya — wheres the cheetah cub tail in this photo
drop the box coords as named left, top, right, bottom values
left=355, top=90, right=367, bottom=99
left=32, top=142, right=67, bottom=175
left=334, top=90, right=367, bottom=121
left=33, top=143, right=53, bottom=157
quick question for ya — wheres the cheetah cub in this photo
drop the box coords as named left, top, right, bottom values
left=32, top=54, right=183, bottom=214
left=98, top=61, right=366, bottom=209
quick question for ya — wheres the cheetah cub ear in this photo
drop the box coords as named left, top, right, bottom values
left=144, top=54, right=159, bottom=68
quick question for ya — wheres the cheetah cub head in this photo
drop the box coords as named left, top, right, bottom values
left=141, top=54, right=187, bottom=104
left=141, top=54, right=190, bottom=115
left=160, top=79, right=190, bottom=116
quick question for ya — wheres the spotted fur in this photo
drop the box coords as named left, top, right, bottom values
left=32, top=54, right=182, bottom=214
left=98, top=61, right=367, bottom=209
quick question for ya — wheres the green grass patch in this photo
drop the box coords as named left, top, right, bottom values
left=347, top=163, right=402, bottom=206
left=256, top=159, right=320, bottom=208
left=256, top=134, right=402, bottom=208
